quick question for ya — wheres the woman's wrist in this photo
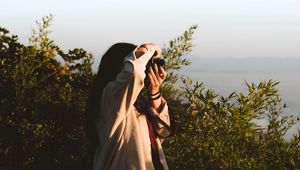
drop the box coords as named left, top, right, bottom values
left=148, top=89, right=162, bottom=109
left=148, top=93, right=161, bottom=100
left=148, top=90, right=160, bottom=96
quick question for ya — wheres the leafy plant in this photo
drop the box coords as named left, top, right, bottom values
left=1, top=15, right=93, bottom=169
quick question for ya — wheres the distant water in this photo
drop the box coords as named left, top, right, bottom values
left=179, top=57, right=300, bottom=139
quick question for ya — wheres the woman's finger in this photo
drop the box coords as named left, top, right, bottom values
left=159, top=66, right=167, bottom=80
left=153, top=47, right=161, bottom=59
left=146, top=43, right=161, bottom=59
left=153, top=64, right=162, bottom=82
left=149, top=67, right=159, bottom=85
left=147, top=72, right=155, bottom=85
left=148, top=71, right=159, bottom=87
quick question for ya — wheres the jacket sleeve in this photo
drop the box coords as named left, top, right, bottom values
left=147, top=97, right=172, bottom=143
left=101, top=45, right=155, bottom=120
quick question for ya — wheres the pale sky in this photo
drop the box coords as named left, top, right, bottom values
left=1, top=0, right=300, bottom=59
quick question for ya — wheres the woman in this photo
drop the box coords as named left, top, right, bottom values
left=87, top=43, right=172, bottom=170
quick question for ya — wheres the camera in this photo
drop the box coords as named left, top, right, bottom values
left=144, top=57, right=165, bottom=87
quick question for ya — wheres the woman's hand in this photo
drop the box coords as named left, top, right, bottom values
left=147, top=64, right=167, bottom=94
left=135, top=43, right=161, bottom=59
left=147, top=63, right=167, bottom=110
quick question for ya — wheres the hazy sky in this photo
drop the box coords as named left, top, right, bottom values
left=1, top=0, right=300, bottom=59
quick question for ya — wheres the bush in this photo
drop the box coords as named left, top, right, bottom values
left=164, top=78, right=300, bottom=169
left=0, top=15, right=299, bottom=169
left=0, top=15, right=93, bottom=169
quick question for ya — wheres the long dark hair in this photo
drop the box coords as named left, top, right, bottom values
left=86, top=43, right=137, bottom=158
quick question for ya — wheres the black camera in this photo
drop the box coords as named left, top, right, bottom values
left=144, top=58, right=165, bottom=87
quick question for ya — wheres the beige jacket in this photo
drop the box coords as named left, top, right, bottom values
left=93, top=46, right=171, bottom=170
